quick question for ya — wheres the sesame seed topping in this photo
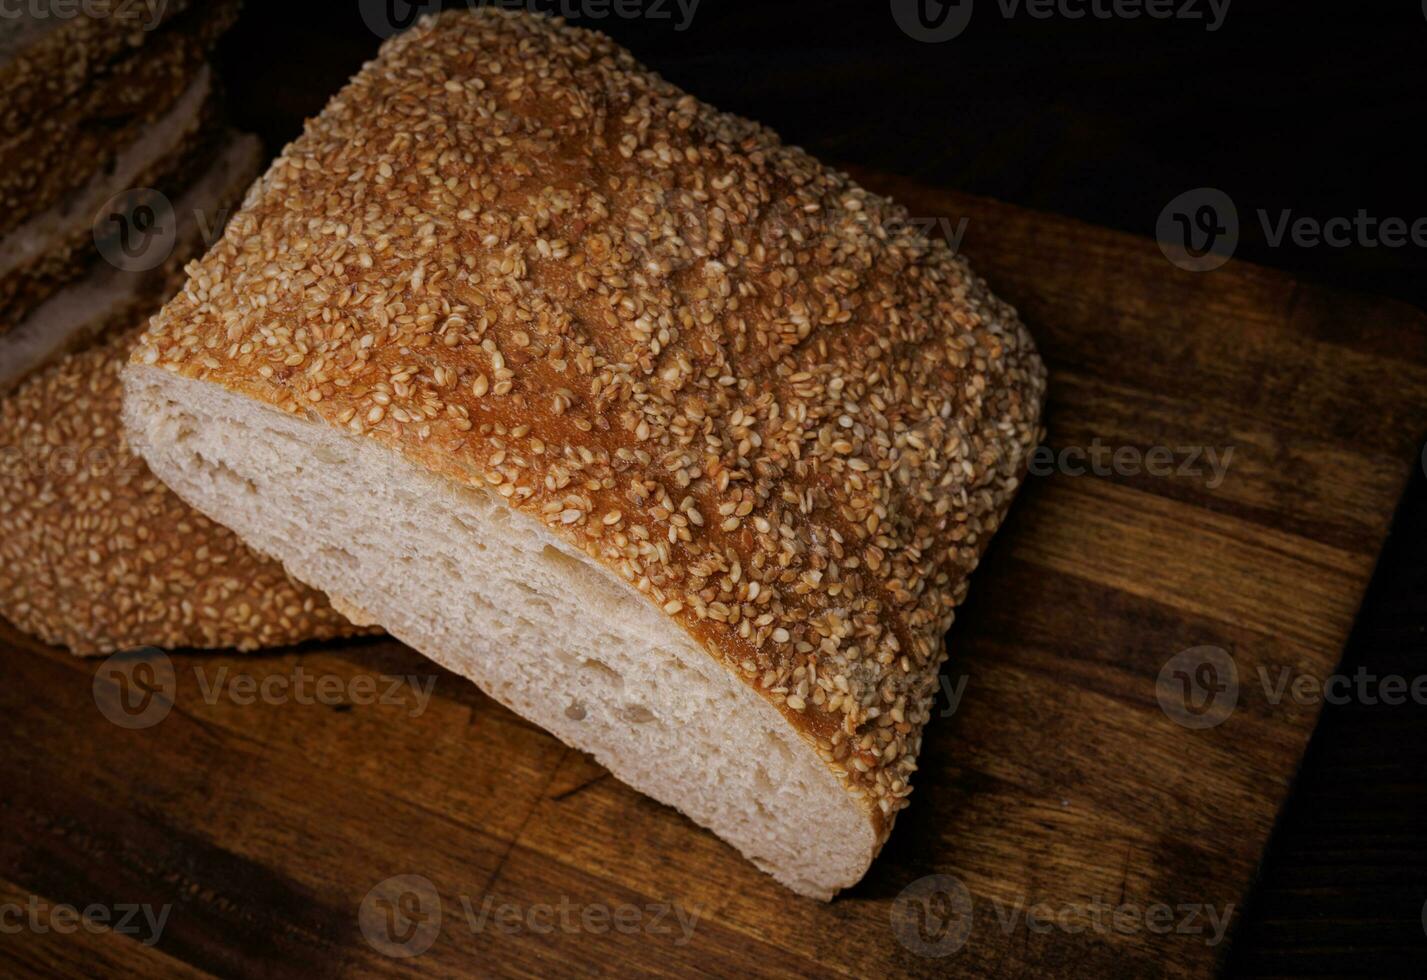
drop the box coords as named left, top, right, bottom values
left=130, top=8, right=1045, bottom=839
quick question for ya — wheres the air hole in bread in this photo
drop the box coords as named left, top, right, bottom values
left=581, top=657, right=624, bottom=691
left=195, top=452, right=258, bottom=496
left=318, top=544, right=359, bottom=571
left=540, top=544, right=627, bottom=609
left=312, top=444, right=350, bottom=466
left=620, top=704, right=656, bottom=724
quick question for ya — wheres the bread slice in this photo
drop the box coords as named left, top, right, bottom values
left=0, top=65, right=216, bottom=326
left=1, top=132, right=263, bottom=394
left=0, top=132, right=370, bottom=655
left=0, top=0, right=194, bottom=140
left=0, top=0, right=238, bottom=237
left=122, top=9, right=1046, bottom=898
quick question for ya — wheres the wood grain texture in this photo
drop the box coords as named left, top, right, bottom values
left=3, top=179, right=1425, bottom=978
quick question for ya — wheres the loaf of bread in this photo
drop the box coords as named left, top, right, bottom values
left=123, top=9, right=1045, bottom=898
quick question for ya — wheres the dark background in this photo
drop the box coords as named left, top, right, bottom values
left=218, top=1, right=1427, bottom=974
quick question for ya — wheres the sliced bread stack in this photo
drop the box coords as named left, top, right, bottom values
left=0, top=0, right=242, bottom=390
left=0, top=2, right=371, bottom=654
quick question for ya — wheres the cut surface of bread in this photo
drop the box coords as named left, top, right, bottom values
left=123, top=10, right=1046, bottom=898
left=1, top=133, right=262, bottom=394
left=0, top=332, right=370, bottom=657
left=125, top=366, right=875, bottom=897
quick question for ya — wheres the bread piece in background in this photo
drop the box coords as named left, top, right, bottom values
left=0, top=0, right=239, bottom=238
left=1, top=131, right=369, bottom=655
left=124, top=10, right=1045, bottom=898
left=0, top=0, right=194, bottom=140
left=1, top=132, right=262, bottom=394
left=0, top=326, right=371, bottom=656
left=0, top=65, right=220, bottom=329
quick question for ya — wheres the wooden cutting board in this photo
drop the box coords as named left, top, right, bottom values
left=4, top=174, right=1426, bottom=979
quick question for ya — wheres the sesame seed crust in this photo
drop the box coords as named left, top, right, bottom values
left=132, top=10, right=1046, bottom=839
left=0, top=329, right=370, bottom=656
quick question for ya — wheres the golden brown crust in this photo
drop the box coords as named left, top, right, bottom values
left=133, top=10, right=1045, bottom=837
left=0, top=329, right=371, bottom=657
